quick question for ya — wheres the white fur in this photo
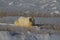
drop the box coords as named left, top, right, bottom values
left=14, top=17, right=33, bottom=27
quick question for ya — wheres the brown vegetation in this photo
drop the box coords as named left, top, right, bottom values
left=0, top=11, right=60, bottom=17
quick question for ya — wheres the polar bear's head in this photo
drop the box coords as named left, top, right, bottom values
left=14, top=16, right=34, bottom=28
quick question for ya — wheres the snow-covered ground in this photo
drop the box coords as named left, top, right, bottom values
left=0, top=30, right=60, bottom=40
left=0, top=16, right=60, bottom=40
left=0, top=31, right=50, bottom=40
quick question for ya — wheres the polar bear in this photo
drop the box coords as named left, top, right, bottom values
left=14, top=16, right=34, bottom=28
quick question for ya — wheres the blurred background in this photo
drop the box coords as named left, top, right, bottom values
left=0, top=0, right=60, bottom=17
left=0, top=0, right=60, bottom=40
